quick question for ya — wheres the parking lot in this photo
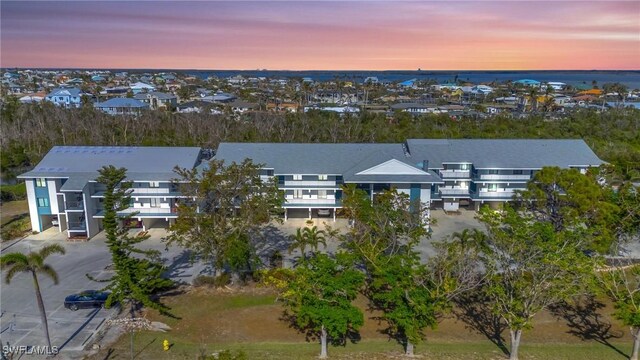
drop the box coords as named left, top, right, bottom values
left=0, top=228, right=203, bottom=359
left=0, top=212, right=483, bottom=358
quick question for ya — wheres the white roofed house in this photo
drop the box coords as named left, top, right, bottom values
left=129, top=82, right=156, bottom=94
left=44, top=87, right=84, bottom=108
left=18, top=146, right=203, bottom=240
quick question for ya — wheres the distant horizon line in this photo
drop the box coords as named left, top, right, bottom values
left=3, top=67, right=640, bottom=73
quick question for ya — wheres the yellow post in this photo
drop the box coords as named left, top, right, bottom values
left=163, top=339, right=170, bottom=351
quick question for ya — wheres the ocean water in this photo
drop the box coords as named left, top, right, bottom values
left=187, top=70, right=640, bottom=89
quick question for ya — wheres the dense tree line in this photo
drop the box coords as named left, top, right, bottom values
left=1, top=101, right=638, bottom=179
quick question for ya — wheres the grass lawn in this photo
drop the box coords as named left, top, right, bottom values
left=91, top=287, right=635, bottom=360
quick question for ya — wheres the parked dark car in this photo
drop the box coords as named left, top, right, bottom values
left=64, top=290, right=110, bottom=311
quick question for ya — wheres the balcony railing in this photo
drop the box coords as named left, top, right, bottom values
left=67, top=221, right=86, bottom=231
left=284, top=180, right=337, bottom=187
left=439, top=170, right=471, bottom=178
left=285, top=198, right=337, bottom=205
left=65, top=201, right=84, bottom=211
left=439, top=187, right=471, bottom=195
left=477, top=174, right=531, bottom=180
left=477, top=190, right=516, bottom=198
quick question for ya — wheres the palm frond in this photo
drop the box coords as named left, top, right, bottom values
left=39, top=264, right=60, bottom=285
left=39, top=244, right=66, bottom=259
left=4, top=263, right=30, bottom=284
left=0, top=253, right=29, bottom=268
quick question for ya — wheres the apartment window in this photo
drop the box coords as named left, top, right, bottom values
left=35, top=178, right=47, bottom=187
left=150, top=198, right=159, bottom=207
left=488, top=169, right=499, bottom=175
left=487, top=184, right=498, bottom=192
left=293, top=190, right=303, bottom=199
left=460, top=164, right=470, bottom=171
left=292, top=175, right=302, bottom=181
left=149, top=181, right=160, bottom=188
left=318, top=190, right=327, bottom=199
left=318, top=175, right=328, bottom=181
left=37, top=198, right=49, bottom=207
left=513, top=170, right=523, bottom=175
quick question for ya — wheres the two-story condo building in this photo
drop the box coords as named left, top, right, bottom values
left=20, top=139, right=603, bottom=239
left=215, top=139, right=604, bottom=216
left=19, top=146, right=202, bottom=239
left=44, top=87, right=83, bottom=108
left=215, top=143, right=442, bottom=220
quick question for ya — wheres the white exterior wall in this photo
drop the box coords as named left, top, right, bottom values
left=83, top=184, right=100, bottom=237
left=47, top=180, right=61, bottom=214
left=394, top=184, right=410, bottom=196
left=420, top=184, right=432, bottom=204
left=25, top=180, right=40, bottom=232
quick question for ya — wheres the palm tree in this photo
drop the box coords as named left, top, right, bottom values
left=1, top=244, right=66, bottom=350
left=288, top=226, right=327, bottom=261
left=303, top=226, right=327, bottom=253
left=450, top=228, right=486, bottom=250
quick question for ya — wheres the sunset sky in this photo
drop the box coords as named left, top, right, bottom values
left=1, top=1, right=639, bottom=70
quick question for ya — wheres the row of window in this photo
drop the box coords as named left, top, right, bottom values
left=445, top=168, right=525, bottom=175
left=36, top=178, right=47, bottom=187
left=292, top=190, right=328, bottom=199
left=37, top=197, right=49, bottom=207
left=292, top=174, right=329, bottom=181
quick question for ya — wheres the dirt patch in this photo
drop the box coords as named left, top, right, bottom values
left=0, top=200, right=29, bottom=226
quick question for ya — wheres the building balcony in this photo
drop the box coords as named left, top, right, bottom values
left=284, top=180, right=337, bottom=187
left=475, top=190, right=516, bottom=198
left=439, top=187, right=471, bottom=196
left=477, top=174, right=531, bottom=181
left=91, top=190, right=182, bottom=198
left=67, top=221, right=86, bottom=231
left=284, top=197, right=340, bottom=207
left=93, top=207, right=177, bottom=218
left=439, top=170, right=471, bottom=178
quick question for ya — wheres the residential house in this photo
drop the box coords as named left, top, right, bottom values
left=226, top=100, right=259, bottom=113
left=45, top=87, right=83, bottom=108
left=129, top=82, right=156, bottom=94
left=390, top=102, right=436, bottom=114
left=94, top=98, right=149, bottom=115
left=176, top=100, right=212, bottom=113
left=134, top=91, right=178, bottom=110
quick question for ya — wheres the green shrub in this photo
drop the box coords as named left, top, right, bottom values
left=193, top=273, right=231, bottom=288
left=0, top=217, right=31, bottom=241
left=0, top=183, right=26, bottom=202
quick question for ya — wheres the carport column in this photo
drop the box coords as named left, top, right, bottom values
left=370, top=184, right=374, bottom=201
left=284, top=208, right=288, bottom=221
left=333, top=209, right=336, bottom=222
left=308, top=208, right=312, bottom=220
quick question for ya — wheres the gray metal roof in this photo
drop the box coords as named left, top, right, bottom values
left=215, top=143, right=442, bottom=184
left=405, top=139, right=604, bottom=169
left=19, top=146, right=201, bottom=181
left=94, top=98, right=149, bottom=108
left=215, top=139, right=603, bottom=181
